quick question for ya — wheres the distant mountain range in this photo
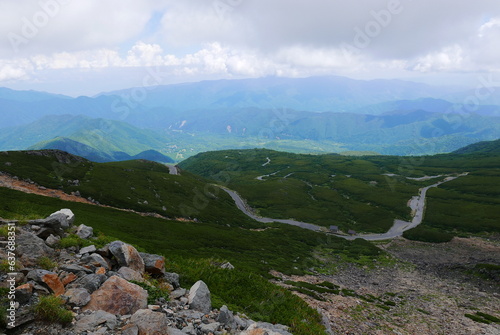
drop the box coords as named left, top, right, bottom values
left=1, top=76, right=499, bottom=158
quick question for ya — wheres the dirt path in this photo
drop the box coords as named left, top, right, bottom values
left=0, top=173, right=187, bottom=221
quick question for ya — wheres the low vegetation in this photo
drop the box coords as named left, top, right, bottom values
left=33, top=295, right=73, bottom=325
left=402, top=226, right=454, bottom=243
left=180, top=148, right=500, bottom=237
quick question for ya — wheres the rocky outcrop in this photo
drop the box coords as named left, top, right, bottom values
left=1, top=209, right=295, bottom=335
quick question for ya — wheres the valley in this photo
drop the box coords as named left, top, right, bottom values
left=1, top=142, right=499, bottom=334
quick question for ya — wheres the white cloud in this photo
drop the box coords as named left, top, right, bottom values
left=0, top=0, right=161, bottom=57
left=410, top=45, right=466, bottom=73
left=0, top=0, right=499, bottom=94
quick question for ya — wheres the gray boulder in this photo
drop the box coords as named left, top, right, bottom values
left=71, top=273, right=107, bottom=293
left=130, top=309, right=169, bottom=335
left=79, top=245, right=97, bottom=255
left=15, top=283, right=34, bottom=305
left=81, top=253, right=111, bottom=270
left=29, top=209, right=74, bottom=236
left=117, top=267, right=144, bottom=282
left=51, top=208, right=75, bottom=226
left=188, top=280, right=211, bottom=313
left=170, top=288, right=187, bottom=300
left=63, top=288, right=91, bottom=307
left=26, top=269, right=53, bottom=283
left=139, top=252, right=165, bottom=276
left=60, top=264, right=93, bottom=275
left=164, top=272, right=180, bottom=289
left=220, top=262, right=235, bottom=270
left=217, top=305, right=236, bottom=328
left=108, top=241, right=145, bottom=274
left=74, top=310, right=117, bottom=333
left=16, top=232, right=55, bottom=266
left=201, top=322, right=220, bottom=333
left=45, top=234, right=60, bottom=247
left=76, top=224, right=94, bottom=239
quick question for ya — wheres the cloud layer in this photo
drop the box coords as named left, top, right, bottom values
left=0, top=0, right=499, bottom=94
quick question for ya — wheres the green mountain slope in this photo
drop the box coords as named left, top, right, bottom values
left=180, top=148, right=500, bottom=235
left=0, top=114, right=171, bottom=158
left=452, top=138, right=500, bottom=155
left=0, top=150, right=243, bottom=224
left=28, top=137, right=174, bottom=163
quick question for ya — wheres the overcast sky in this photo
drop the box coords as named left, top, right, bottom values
left=0, top=0, right=499, bottom=96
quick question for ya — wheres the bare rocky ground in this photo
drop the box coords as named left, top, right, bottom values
left=273, top=236, right=500, bottom=335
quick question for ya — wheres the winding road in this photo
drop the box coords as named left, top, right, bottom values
left=217, top=172, right=469, bottom=241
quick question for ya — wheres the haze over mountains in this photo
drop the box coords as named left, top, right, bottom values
left=1, top=76, right=499, bottom=161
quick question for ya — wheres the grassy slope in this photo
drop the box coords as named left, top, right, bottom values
left=0, top=150, right=253, bottom=226
left=180, top=148, right=500, bottom=235
left=0, top=187, right=381, bottom=335
left=0, top=149, right=386, bottom=335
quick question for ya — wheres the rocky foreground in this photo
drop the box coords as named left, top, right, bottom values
left=0, top=209, right=293, bottom=335
left=274, top=236, right=500, bottom=335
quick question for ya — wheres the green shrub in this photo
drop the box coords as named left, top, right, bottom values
left=403, top=226, right=454, bottom=243
left=475, top=312, right=500, bottom=323
left=33, top=295, right=73, bottom=324
left=37, top=256, right=58, bottom=270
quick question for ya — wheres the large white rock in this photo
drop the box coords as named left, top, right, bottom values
left=50, top=208, right=75, bottom=227
left=188, top=280, right=211, bottom=314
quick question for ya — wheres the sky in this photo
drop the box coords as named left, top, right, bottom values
left=0, top=0, right=499, bottom=96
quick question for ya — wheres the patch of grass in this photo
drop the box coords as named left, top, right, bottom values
left=33, top=295, right=73, bottom=324
left=465, top=313, right=491, bottom=324
left=0, top=225, right=9, bottom=238
left=0, top=259, right=21, bottom=273
left=288, top=287, right=326, bottom=301
left=57, top=234, right=92, bottom=249
left=476, top=312, right=500, bottom=323
left=317, top=281, right=340, bottom=290
left=166, top=258, right=328, bottom=335
left=130, top=279, right=171, bottom=305
left=37, top=256, right=58, bottom=270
